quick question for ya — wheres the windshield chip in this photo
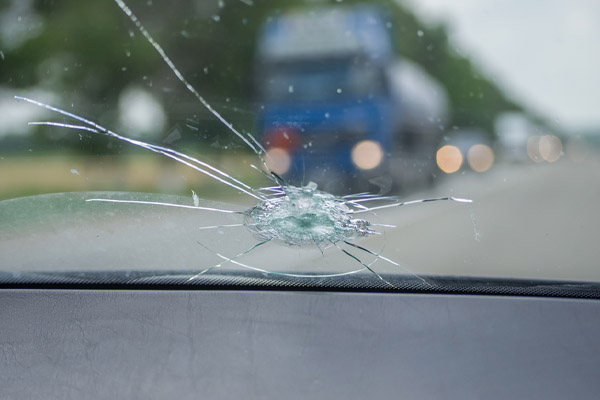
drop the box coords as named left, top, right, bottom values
left=245, top=181, right=374, bottom=246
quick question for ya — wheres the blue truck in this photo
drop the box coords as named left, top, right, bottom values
left=254, top=5, right=448, bottom=193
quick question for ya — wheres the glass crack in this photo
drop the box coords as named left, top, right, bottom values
left=15, top=0, right=473, bottom=286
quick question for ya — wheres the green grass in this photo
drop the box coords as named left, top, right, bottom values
left=0, top=153, right=268, bottom=206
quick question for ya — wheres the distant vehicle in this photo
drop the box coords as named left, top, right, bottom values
left=442, top=129, right=495, bottom=173
left=495, top=112, right=534, bottom=163
left=254, top=5, right=448, bottom=193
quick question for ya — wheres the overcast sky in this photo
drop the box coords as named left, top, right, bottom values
left=403, top=0, right=600, bottom=133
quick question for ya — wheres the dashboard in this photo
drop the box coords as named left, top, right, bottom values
left=2, top=286, right=599, bottom=399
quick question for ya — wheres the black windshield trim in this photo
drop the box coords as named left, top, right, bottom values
left=1, top=270, right=599, bottom=299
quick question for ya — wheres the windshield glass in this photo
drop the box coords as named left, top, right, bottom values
left=1, top=0, right=599, bottom=285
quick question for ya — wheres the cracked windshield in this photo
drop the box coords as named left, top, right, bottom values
left=1, top=0, right=599, bottom=284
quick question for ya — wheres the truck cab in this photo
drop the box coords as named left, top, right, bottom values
left=255, top=5, right=447, bottom=193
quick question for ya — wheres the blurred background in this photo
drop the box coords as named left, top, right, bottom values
left=2, top=0, right=598, bottom=201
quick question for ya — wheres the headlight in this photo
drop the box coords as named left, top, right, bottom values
left=265, top=147, right=291, bottom=175
left=467, top=144, right=494, bottom=172
left=351, top=140, right=384, bottom=170
left=436, top=145, right=463, bottom=173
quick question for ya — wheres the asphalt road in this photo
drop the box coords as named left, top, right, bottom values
left=2, top=157, right=599, bottom=283
left=376, top=158, right=600, bottom=281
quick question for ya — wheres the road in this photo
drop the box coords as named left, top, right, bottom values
left=2, top=157, right=600, bottom=283
left=377, top=158, right=600, bottom=281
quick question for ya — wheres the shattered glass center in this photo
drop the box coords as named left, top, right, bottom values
left=245, top=182, right=373, bottom=246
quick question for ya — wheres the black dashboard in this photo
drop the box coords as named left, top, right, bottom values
left=2, top=280, right=600, bottom=399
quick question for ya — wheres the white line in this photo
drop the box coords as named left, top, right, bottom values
left=86, top=198, right=241, bottom=214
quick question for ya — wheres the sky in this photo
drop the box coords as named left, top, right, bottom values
left=403, top=0, right=600, bottom=133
